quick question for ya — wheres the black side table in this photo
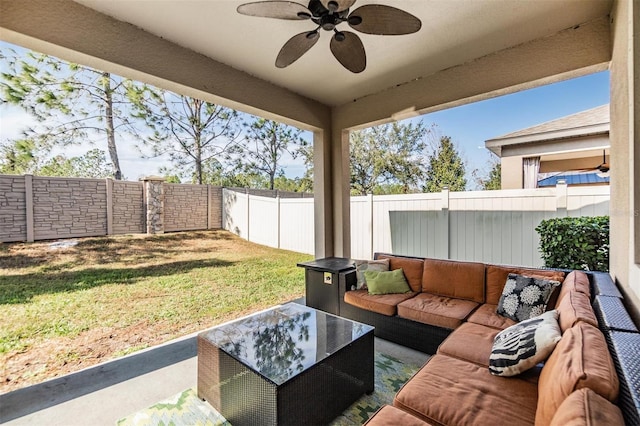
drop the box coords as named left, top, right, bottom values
left=297, top=257, right=355, bottom=315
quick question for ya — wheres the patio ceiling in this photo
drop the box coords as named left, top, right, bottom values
left=72, top=0, right=611, bottom=108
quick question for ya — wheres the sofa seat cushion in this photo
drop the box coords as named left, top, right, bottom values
left=365, top=405, right=434, bottom=426
left=394, top=354, right=538, bottom=426
left=550, top=388, right=624, bottom=426
left=555, top=289, right=598, bottom=332
left=343, top=289, right=417, bottom=316
left=437, top=322, right=498, bottom=366
left=422, top=258, right=485, bottom=303
left=536, top=322, right=619, bottom=426
left=397, top=293, right=479, bottom=330
left=376, top=254, right=424, bottom=292
left=486, top=265, right=566, bottom=305
left=467, top=303, right=517, bottom=330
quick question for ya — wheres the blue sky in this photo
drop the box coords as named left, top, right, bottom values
left=413, top=70, right=610, bottom=177
left=0, top=38, right=610, bottom=183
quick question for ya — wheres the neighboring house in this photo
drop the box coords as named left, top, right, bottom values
left=485, top=104, right=610, bottom=189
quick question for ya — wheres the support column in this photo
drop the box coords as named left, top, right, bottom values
left=312, top=125, right=352, bottom=259
left=330, top=127, right=351, bottom=258
left=314, top=129, right=333, bottom=258
left=142, top=176, right=165, bottom=234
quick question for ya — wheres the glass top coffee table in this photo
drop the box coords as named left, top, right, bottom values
left=197, top=303, right=374, bottom=426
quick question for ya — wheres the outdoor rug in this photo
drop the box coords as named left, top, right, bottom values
left=117, top=352, right=421, bottom=426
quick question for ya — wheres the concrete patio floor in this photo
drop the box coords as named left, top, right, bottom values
left=1, top=303, right=430, bottom=426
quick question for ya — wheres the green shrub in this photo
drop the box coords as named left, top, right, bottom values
left=535, top=216, right=609, bottom=272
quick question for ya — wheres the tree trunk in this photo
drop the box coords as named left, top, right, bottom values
left=103, top=72, right=122, bottom=180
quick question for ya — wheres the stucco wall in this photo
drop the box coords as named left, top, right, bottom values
left=609, top=0, right=640, bottom=318
left=0, top=175, right=27, bottom=242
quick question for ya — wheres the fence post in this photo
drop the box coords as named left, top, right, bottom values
left=368, top=193, right=374, bottom=259
left=106, top=178, right=114, bottom=235
left=441, top=187, right=450, bottom=259
left=246, top=189, right=250, bottom=242
left=25, top=174, right=34, bottom=242
left=207, top=184, right=212, bottom=230
left=277, top=193, right=281, bottom=249
left=556, top=180, right=568, bottom=217
left=142, top=176, right=165, bottom=234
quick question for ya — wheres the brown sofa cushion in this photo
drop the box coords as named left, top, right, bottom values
left=397, top=293, right=479, bottom=329
left=422, top=258, right=485, bottom=303
left=550, top=388, right=624, bottom=426
left=394, top=355, right=538, bottom=425
left=536, top=322, right=619, bottom=426
left=467, top=303, right=517, bottom=330
left=437, top=322, right=498, bottom=366
left=365, top=405, right=434, bottom=426
left=376, top=254, right=424, bottom=292
left=343, top=289, right=417, bottom=316
left=556, top=271, right=591, bottom=304
left=486, top=265, right=566, bottom=305
left=556, top=290, right=598, bottom=332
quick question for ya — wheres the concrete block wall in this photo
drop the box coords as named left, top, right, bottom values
left=0, top=174, right=223, bottom=243
left=112, top=181, right=145, bottom=234
left=164, top=183, right=208, bottom=232
left=32, top=177, right=107, bottom=240
left=0, top=175, right=27, bottom=242
left=209, top=186, right=222, bottom=229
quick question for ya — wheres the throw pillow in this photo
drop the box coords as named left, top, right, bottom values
left=354, top=259, right=390, bottom=290
left=364, top=269, right=411, bottom=295
left=489, top=310, right=562, bottom=377
left=497, top=273, right=561, bottom=322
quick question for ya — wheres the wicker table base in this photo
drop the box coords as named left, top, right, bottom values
left=197, top=304, right=374, bottom=426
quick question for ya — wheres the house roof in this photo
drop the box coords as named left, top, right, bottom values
left=485, top=104, right=609, bottom=155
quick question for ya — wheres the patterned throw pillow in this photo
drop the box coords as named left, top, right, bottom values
left=354, top=259, right=390, bottom=290
left=489, top=310, right=562, bottom=377
left=497, top=273, right=561, bottom=322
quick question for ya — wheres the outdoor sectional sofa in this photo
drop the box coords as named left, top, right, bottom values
left=338, top=253, right=640, bottom=425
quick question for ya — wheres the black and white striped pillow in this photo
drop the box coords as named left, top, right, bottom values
left=489, top=310, right=561, bottom=377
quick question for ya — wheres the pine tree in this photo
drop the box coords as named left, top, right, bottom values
left=423, top=136, right=467, bottom=192
left=0, top=47, right=139, bottom=179
left=128, top=87, right=241, bottom=185
left=232, top=118, right=305, bottom=190
left=349, top=121, right=429, bottom=195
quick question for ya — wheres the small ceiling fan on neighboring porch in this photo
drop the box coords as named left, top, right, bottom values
left=237, top=0, right=422, bottom=73
left=576, top=150, right=610, bottom=177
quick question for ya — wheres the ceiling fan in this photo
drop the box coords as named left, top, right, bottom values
left=562, top=149, right=610, bottom=178
left=237, top=0, right=422, bottom=73
left=579, top=150, right=610, bottom=175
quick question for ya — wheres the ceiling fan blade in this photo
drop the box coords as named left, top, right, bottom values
left=276, top=31, right=320, bottom=68
left=237, top=1, right=312, bottom=20
left=320, top=0, right=356, bottom=13
left=348, top=5, right=422, bottom=35
left=330, top=31, right=366, bottom=73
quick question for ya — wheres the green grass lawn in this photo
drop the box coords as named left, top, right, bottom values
left=0, top=230, right=312, bottom=393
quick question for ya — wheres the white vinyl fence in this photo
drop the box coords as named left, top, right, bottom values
left=223, top=184, right=609, bottom=268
